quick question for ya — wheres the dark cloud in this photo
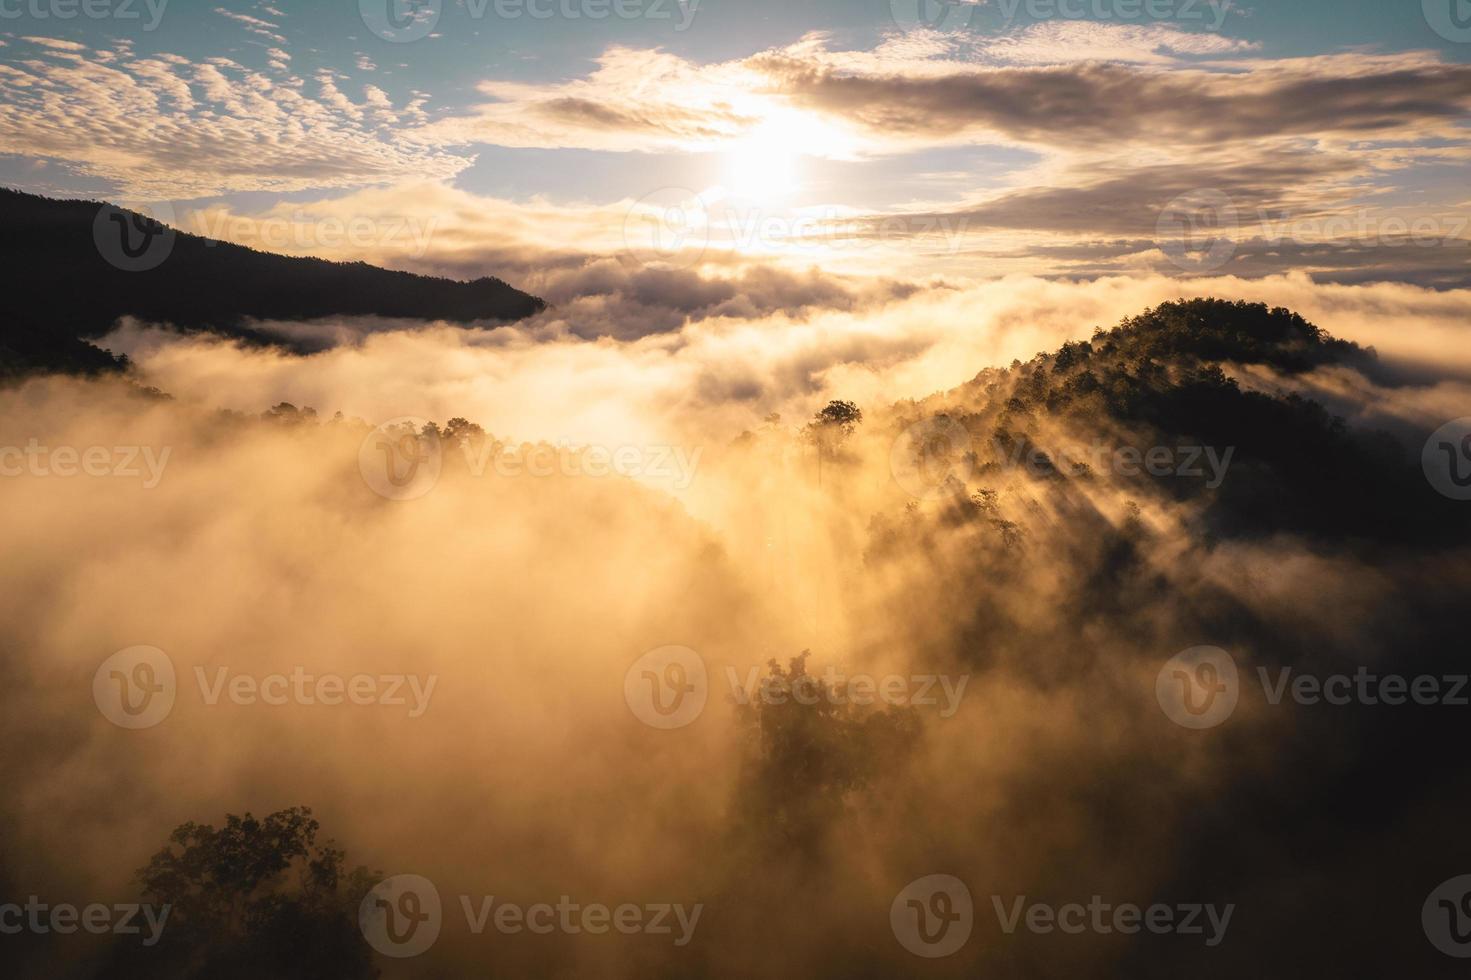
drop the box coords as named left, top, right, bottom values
left=757, top=56, right=1471, bottom=147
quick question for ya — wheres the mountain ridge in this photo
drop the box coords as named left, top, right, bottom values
left=0, top=187, right=546, bottom=376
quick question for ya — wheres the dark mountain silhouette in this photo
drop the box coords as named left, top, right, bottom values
left=0, top=187, right=545, bottom=377
left=851, top=300, right=1471, bottom=979
left=922, top=298, right=1447, bottom=542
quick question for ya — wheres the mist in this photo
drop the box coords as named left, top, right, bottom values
left=5, top=278, right=1471, bottom=977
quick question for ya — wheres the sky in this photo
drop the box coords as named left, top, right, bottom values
left=1, top=0, right=1469, bottom=287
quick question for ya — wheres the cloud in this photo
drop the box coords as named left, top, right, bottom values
left=6, top=270, right=1471, bottom=976
left=212, top=5, right=286, bottom=44
left=180, top=175, right=1471, bottom=309
left=5, top=23, right=1465, bottom=276
left=417, top=30, right=1471, bottom=160
left=0, top=39, right=472, bottom=198
left=19, top=36, right=88, bottom=51
left=975, top=20, right=1260, bottom=64
left=378, top=28, right=1469, bottom=286
left=98, top=275, right=1471, bottom=443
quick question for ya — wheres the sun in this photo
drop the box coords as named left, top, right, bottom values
left=722, top=114, right=807, bottom=201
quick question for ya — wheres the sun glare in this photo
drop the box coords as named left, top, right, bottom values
left=722, top=114, right=807, bottom=201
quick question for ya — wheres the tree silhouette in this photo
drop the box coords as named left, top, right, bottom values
left=105, top=807, right=380, bottom=979
left=804, top=400, right=863, bottom=487
left=730, top=652, right=918, bottom=860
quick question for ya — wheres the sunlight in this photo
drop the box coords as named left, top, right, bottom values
left=722, top=113, right=808, bottom=201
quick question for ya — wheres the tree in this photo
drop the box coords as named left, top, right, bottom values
left=263, top=402, right=317, bottom=425
left=730, top=652, right=918, bottom=860
left=804, top=400, right=863, bottom=486
left=810, top=400, right=862, bottom=435
left=106, top=807, right=380, bottom=979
